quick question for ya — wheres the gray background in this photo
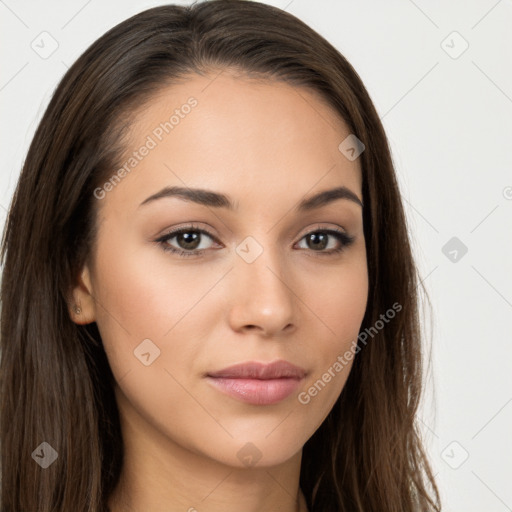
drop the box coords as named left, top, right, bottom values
left=1, top=1, right=511, bottom=510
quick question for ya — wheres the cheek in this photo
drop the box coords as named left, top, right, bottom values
left=296, top=255, right=368, bottom=401
left=90, top=235, right=231, bottom=391
left=92, top=236, right=214, bottom=336
left=307, top=255, right=368, bottom=349
left=90, top=246, right=219, bottom=442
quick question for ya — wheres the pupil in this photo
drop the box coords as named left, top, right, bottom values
left=178, top=232, right=200, bottom=250
left=309, top=232, right=327, bottom=250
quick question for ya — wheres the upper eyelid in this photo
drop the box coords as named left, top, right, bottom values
left=158, top=226, right=219, bottom=243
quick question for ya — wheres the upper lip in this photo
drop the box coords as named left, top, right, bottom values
left=207, top=360, right=306, bottom=380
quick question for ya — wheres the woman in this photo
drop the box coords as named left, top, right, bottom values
left=0, top=1, right=441, bottom=510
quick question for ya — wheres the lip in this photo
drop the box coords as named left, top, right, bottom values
left=206, top=360, right=306, bottom=405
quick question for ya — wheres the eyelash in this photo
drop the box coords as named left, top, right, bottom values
left=155, top=223, right=355, bottom=258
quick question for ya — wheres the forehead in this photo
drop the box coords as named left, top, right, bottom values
left=132, top=70, right=354, bottom=146
left=101, top=70, right=362, bottom=215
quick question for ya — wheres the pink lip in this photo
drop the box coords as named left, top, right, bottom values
left=206, top=360, right=306, bottom=405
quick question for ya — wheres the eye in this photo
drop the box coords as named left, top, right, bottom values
left=295, top=228, right=355, bottom=256
left=156, top=224, right=219, bottom=258
left=155, top=225, right=355, bottom=258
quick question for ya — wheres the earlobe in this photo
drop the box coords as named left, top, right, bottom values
left=68, top=265, right=96, bottom=325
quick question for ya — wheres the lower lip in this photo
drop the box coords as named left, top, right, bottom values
left=206, top=376, right=303, bottom=405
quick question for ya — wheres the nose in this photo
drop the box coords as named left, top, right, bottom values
left=227, top=246, right=297, bottom=338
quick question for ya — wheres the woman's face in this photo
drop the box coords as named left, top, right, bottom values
left=74, top=71, right=368, bottom=468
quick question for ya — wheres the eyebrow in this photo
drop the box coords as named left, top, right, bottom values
left=139, top=185, right=363, bottom=211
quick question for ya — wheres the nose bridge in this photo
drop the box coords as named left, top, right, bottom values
left=228, top=234, right=297, bottom=334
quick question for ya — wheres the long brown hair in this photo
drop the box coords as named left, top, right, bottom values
left=0, top=1, right=441, bottom=510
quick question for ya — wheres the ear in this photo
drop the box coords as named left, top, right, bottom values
left=68, top=264, right=96, bottom=325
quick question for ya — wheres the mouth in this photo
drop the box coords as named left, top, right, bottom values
left=205, top=360, right=306, bottom=405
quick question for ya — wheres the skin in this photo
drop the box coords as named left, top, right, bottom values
left=70, top=70, right=368, bottom=512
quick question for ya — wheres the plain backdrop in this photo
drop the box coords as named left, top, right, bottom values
left=1, top=1, right=511, bottom=510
